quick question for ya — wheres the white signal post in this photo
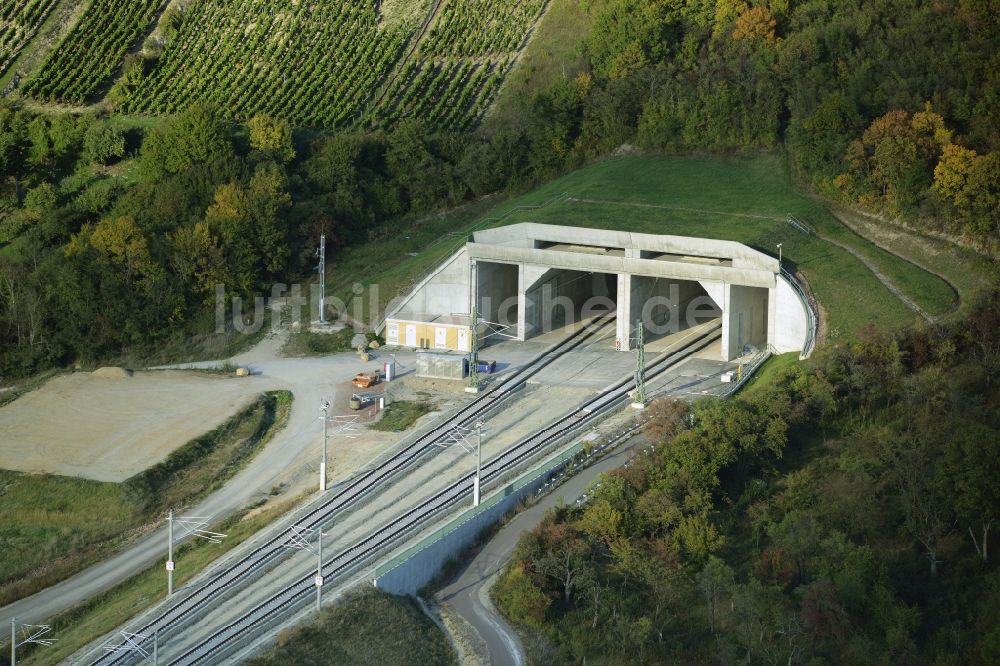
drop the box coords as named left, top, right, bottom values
left=166, top=512, right=226, bottom=596
left=319, top=406, right=360, bottom=493
left=320, top=401, right=329, bottom=492
left=475, top=422, right=482, bottom=507
left=439, top=421, right=485, bottom=507
left=167, top=509, right=173, bottom=596
left=776, top=242, right=783, bottom=267
left=284, top=526, right=325, bottom=613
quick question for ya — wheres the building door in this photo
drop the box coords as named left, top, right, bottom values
left=457, top=328, right=470, bottom=352
left=386, top=322, right=399, bottom=345
left=405, top=324, right=417, bottom=347
left=435, top=327, right=448, bottom=349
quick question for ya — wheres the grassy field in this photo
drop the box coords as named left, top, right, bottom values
left=493, top=0, right=592, bottom=117
left=337, top=154, right=956, bottom=343
left=466, top=155, right=959, bottom=340
left=828, top=204, right=996, bottom=315
left=370, top=401, right=435, bottom=432
left=0, top=390, right=292, bottom=607
left=738, top=352, right=802, bottom=399
left=325, top=195, right=507, bottom=326
left=247, top=588, right=456, bottom=666
left=6, top=491, right=308, bottom=666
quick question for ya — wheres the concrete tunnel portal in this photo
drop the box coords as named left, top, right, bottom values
left=384, top=223, right=813, bottom=361
left=476, top=263, right=618, bottom=341
left=475, top=263, right=733, bottom=353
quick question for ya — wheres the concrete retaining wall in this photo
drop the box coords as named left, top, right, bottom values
left=373, top=443, right=584, bottom=596
left=476, top=261, right=520, bottom=327
left=390, top=247, right=471, bottom=320
left=724, top=284, right=769, bottom=358
left=771, top=274, right=810, bottom=354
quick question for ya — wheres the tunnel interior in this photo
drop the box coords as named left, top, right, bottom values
left=628, top=276, right=723, bottom=345
left=523, top=269, right=617, bottom=339
left=476, top=261, right=520, bottom=337
left=727, top=284, right=769, bottom=356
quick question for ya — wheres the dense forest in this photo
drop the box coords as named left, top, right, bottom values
left=0, top=0, right=997, bottom=380
left=494, top=289, right=1000, bottom=663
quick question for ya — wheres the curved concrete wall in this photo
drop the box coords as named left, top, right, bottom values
left=770, top=274, right=810, bottom=355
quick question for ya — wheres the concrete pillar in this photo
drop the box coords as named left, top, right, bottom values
left=469, top=260, right=478, bottom=320
left=617, top=250, right=641, bottom=352
left=517, top=264, right=526, bottom=341
left=616, top=273, right=632, bottom=350
left=767, top=285, right=777, bottom=352
left=720, top=283, right=732, bottom=361
left=520, top=264, right=549, bottom=340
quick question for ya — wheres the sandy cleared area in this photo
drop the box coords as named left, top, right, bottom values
left=0, top=370, right=266, bottom=482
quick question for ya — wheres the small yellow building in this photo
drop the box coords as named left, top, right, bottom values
left=384, top=315, right=479, bottom=352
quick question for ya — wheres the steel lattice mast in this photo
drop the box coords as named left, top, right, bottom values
left=633, top=318, right=646, bottom=406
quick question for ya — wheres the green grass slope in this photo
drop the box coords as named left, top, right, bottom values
left=248, top=589, right=456, bottom=666
left=475, top=154, right=955, bottom=339
left=347, top=154, right=955, bottom=341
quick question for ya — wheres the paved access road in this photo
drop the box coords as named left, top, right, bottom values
left=0, top=331, right=412, bottom=628
left=438, top=436, right=646, bottom=666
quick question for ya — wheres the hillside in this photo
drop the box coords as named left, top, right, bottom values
left=494, top=290, right=1000, bottom=664
left=0, top=1, right=997, bottom=663
left=12, top=0, right=547, bottom=129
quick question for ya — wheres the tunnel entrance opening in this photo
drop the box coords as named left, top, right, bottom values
left=475, top=261, right=520, bottom=342
left=725, top=284, right=769, bottom=357
left=626, top=276, right=723, bottom=351
left=523, top=268, right=617, bottom=341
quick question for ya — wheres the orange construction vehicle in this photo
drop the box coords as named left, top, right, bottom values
left=352, top=372, right=380, bottom=389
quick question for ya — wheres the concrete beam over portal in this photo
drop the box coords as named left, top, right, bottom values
left=471, top=223, right=779, bottom=272
left=466, top=243, right=776, bottom=290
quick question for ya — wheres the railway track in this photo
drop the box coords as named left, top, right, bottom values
left=161, top=321, right=721, bottom=665
left=88, top=314, right=619, bottom=665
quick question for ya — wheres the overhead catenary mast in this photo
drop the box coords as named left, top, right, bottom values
left=468, top=305, right=480, bottom=389
left=316, top=233, right=326, bottom=324
left=633, top=318, right=646, bottom=408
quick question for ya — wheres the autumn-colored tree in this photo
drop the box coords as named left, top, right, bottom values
left=732, top=6, right=777, bottom=43
left=673, top=512, right=724, bottom=563
left=933, top=143, right=978, bottom=206
left=643, top=396, right=690, bottom=443
left=578, top=498, right=622, bottom=547
left=714, top=0, right=749, bottom=30
left=68, top=215, right=159, bottom=291
left=247, top=114, right=295, bottom=163
left=534, top=519, right=590, bottom=603
left=839, top=106, right=946, bottom=213
left=493, top=563, right=550, bottom=627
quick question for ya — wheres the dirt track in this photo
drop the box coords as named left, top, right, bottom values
left=0, top=371, right=264, bottom=482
